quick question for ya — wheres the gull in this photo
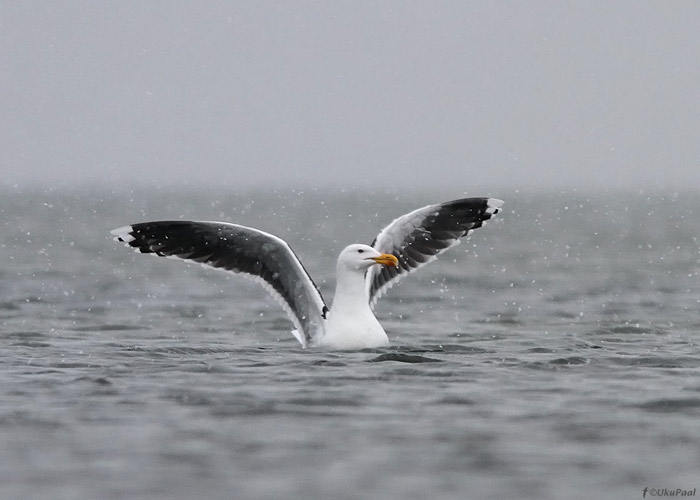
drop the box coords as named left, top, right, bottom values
left=111, top=197, right=502, bottom=349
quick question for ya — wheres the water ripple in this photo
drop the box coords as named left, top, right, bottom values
left=637, top=398, right=700, bottom=414
left=367, top=353, right=444, bottom=363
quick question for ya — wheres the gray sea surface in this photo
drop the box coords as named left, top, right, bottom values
left=2, top=186, right=699, bottom=500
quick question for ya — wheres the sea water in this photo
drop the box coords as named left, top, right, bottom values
left=1, top=186, right=699, bottom=500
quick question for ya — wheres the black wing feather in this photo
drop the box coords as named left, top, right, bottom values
left=367, top=197, right=503, bottom=307
left=112, top=221, right=327, bottom=345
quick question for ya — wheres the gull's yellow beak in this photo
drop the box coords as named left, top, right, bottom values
left=371, top=253, right=399, bottom=267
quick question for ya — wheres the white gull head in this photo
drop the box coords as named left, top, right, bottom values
left=335, top=244, right=399, bottom=272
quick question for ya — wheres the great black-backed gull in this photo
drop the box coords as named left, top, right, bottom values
left=111, top=197, right=502, bottom=349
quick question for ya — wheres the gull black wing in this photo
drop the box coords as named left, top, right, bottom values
left=366, top=198, right=503, bottom=308
left=111, top=221, right=327, bottom=346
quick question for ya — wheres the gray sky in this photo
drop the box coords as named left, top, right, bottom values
left=2, top=1, right=700, bottom=191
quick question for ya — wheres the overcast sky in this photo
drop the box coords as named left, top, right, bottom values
left=2, top=1, right=700, bottom=191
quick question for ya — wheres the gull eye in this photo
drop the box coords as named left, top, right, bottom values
left=357, top=249, right=365, bottom=254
